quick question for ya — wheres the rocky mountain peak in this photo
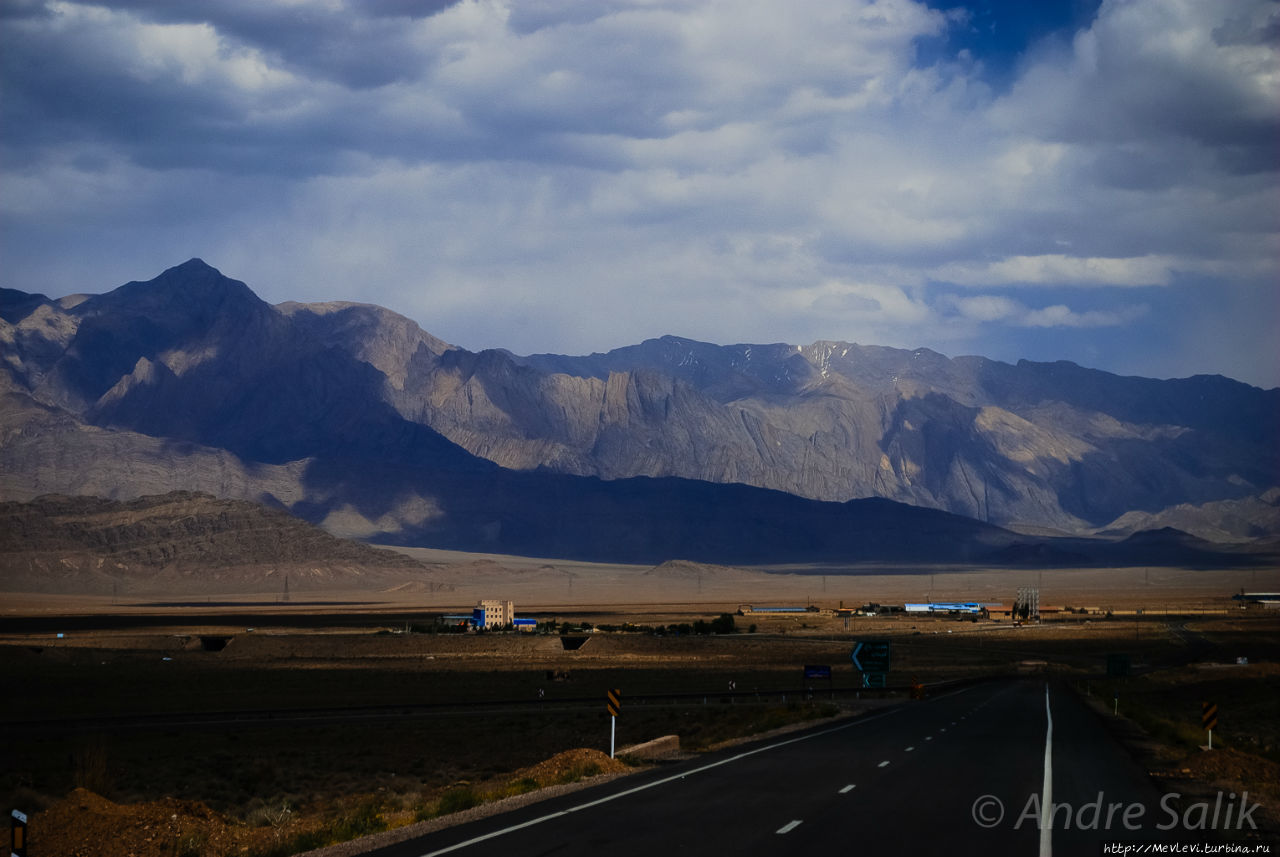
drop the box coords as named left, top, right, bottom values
left=96, top=258, right=268, bottom=318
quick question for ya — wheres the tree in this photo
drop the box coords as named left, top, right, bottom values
left=710, top=613, right=736, bottom=634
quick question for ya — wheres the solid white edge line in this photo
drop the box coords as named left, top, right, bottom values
left=408, top=694, right=964, bottom=857
left=1040, top=683, right=1053, bottom=857
left=777, top=820, right=803, bottom=834
left=411, top=683, right=986, bottom=856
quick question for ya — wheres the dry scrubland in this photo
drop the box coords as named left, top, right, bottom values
left=2, top=559, right=1278, bottom=856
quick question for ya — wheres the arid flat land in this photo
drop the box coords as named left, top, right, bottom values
left=4, top=552, right=1275, bottom=618
left=2, top=557, right=1278, bottom=856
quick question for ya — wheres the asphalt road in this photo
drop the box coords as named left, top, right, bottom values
left=364, top=679, right=1196, bottom=857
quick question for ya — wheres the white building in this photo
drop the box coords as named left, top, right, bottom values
left=474, top=599, right=515, bottom=628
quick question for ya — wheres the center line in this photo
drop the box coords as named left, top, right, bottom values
left=1040, top=684, right=1054, bottom=857
left=777, top=820, right=803, bottom=835
left=839, top=784, right=856, bottom=794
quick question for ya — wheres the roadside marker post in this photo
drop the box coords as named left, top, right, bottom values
left=1202, top=701, right=1218, bottom=750
left=11, top=808, right=27, bottom=857
left=607, top=688, right=622, bottom=758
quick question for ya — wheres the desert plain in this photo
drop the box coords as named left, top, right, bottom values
left=2, top=555, right=1278, bottom=856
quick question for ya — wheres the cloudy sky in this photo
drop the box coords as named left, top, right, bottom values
left=2, top=0, right=1277, bottom=387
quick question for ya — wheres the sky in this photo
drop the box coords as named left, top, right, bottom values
left=1, top=0, right=1277, bottom=388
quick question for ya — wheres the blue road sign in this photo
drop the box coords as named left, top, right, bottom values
left=852, top=639, right=891, bottom=673
left=804, top=665, right=832, bottom=679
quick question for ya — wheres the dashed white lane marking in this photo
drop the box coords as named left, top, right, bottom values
left=777, top=820, right=803, bottom=835
left=407, top=683, right=987, bottom=857
left=905, top=746, right=915, bottom=752
left=839, top=784, right=856, bottom=794
left=925, top=736, right=933, bottom=741
left=878, top=760, right=890, bottom=768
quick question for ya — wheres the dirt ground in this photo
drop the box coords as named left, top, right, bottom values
left=5, top=552, right=1275, bottom=617
left=3, top=558, right=1278, bottom=855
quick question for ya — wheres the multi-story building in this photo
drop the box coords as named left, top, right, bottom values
left=473, top=599, right=514, bottom=629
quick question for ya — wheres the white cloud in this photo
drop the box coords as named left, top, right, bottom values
left=945, top=294, right=1147, bottom=329
left=1, top=0, right=1277, bottom=386
left=934, top=254, right=1179, bottom=288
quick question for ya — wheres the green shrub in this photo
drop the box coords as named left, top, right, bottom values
left=329, top=797, right=385, bottom=840
left=436, top=786, right=482, bottom=816
left=554, top=761, right=601, bottom=785
left=505, top=777, right=540, bottom=796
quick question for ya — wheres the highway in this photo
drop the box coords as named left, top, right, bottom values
left=364, top=679, right=1190, bottom=857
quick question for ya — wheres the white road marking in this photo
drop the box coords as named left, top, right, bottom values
left=777, top=820, right=803, bottom=834
left=404, top=696, right=949, bottom=857
left=925, top=736, right=933, bottom=741
left=839, top=784, right=856, bottom=794
left=878, top=760, right=890, bottom=768
left=905, top=746, right=915, bottom=752
left=1040, top=684, right=1054, bottom=857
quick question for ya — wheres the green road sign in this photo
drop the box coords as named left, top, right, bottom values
left=862, top=672, right=887, bottom=689
left=852, top=639, right=891, bottom=673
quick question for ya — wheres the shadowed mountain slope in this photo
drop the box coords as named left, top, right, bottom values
left=2, top=260, right=1277, bottom=567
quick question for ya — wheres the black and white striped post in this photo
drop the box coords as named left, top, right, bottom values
left=11, top=808, right=27, bottom=857
left=606, top=688, right=622, bottom=758
left=1202, top=701, right=1218, bottom=750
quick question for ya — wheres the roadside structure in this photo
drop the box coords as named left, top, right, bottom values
left=474, top=599, right=515, bottom=628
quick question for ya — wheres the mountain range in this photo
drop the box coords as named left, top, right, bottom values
left=2, top=259, right=1277, bottom=566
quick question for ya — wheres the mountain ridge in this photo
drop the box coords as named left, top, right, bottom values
left=2, top=259, right=1277, bottom=563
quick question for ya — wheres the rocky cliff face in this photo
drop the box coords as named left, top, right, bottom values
left=498, top=338, right=1280, bottom=532
left=398, top=335, right=1279, bottom=534
left=2, top=259, right=1277, bottom=554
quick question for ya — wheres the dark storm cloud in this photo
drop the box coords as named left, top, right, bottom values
left=84, top=0, right=459, bottom=88
left=1, top=0, right=1276, bottom=388
left=997, top=2, right=1279, bottom=181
